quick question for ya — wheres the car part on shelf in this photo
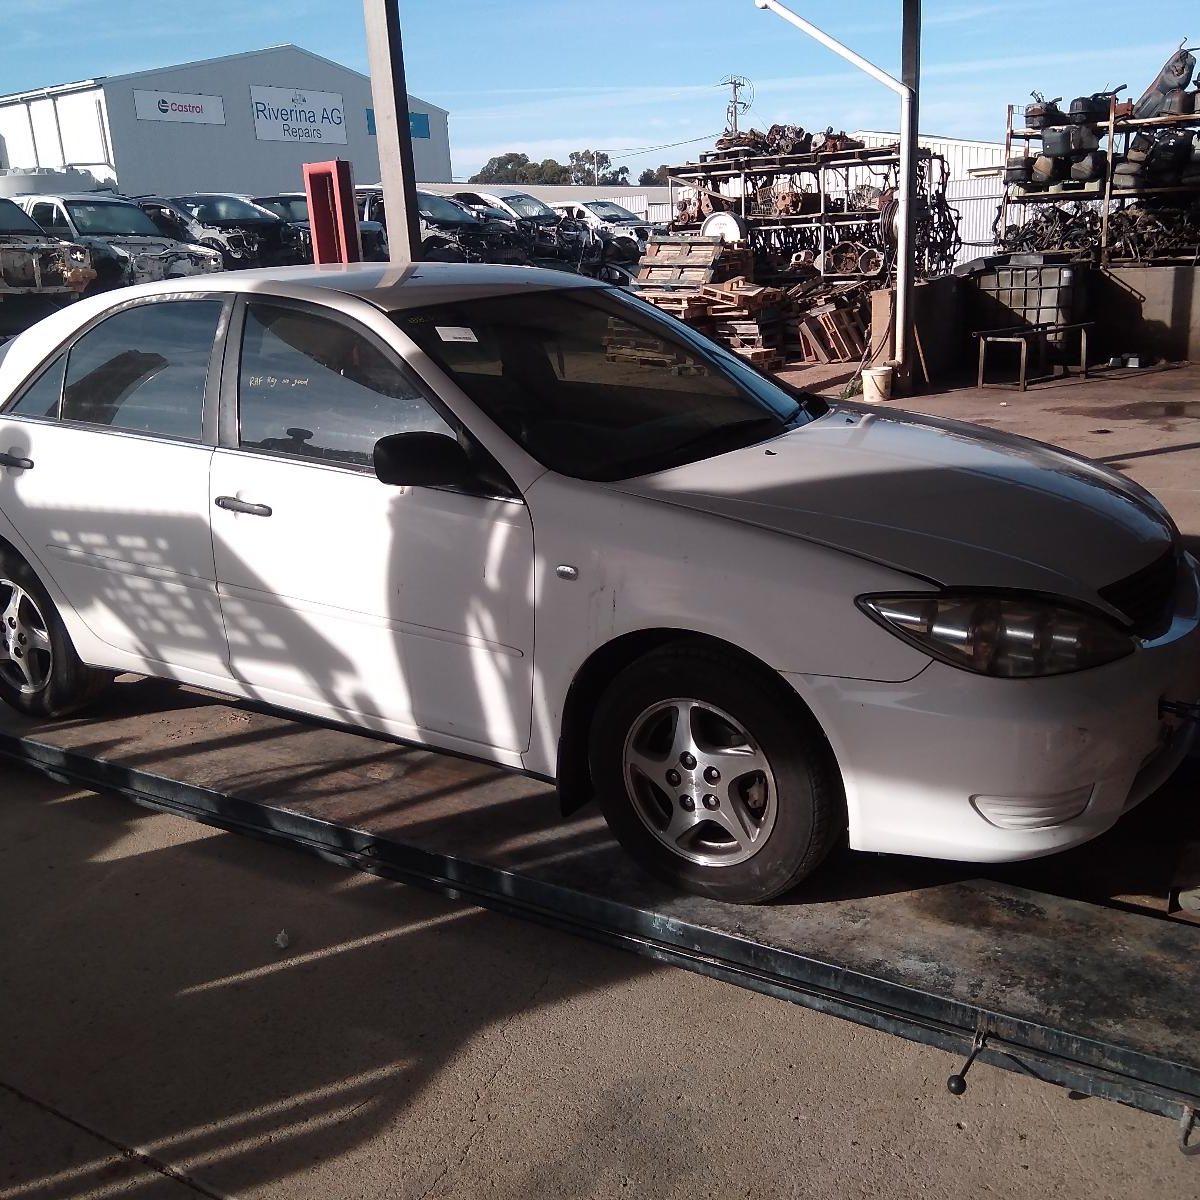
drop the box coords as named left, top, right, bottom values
left=1134, top=43, right=1197, bottom=118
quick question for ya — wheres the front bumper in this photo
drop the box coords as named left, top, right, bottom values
left=785, top=554, right=1200, bottom=863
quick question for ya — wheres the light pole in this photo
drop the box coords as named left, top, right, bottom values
left=363, top=0, right=422, bottom=264
left=751, top=0, right=920, bottom=384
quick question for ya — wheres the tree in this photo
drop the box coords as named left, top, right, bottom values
left=468, top=152, right=536, bottom=184
left=468, top=152, right=572, bottom=184
left=638, top=164, right=671, bottom=187
left=567, top=149, right=629, bottom=187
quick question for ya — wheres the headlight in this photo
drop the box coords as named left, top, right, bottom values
left=857, top=592, right=1136, bottom=678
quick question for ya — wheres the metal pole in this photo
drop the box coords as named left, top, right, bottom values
left=363, top=0, right=422, bottom=264
left=898, top=0, right=921, bottom=386
left=752, top=0, right=917, bottom=379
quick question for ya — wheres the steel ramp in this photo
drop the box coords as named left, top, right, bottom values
left=1, top=676, right=1197, bottom=1140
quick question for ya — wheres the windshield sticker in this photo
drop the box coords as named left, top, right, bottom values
left=435, top=326, right=478, bottom=343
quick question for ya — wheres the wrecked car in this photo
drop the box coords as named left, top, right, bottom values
left=0, top=197, right=95, bottom=321
left=133, top=196, right=262, bottom=271
left=15, top=194, right=222, bottom=291
left=451, top=187, right=605, bottom=272
left=170, top=194, right=311, bottom=267
left=252, top=193, right=389, bottom=262
left=551, top=199, right=660, bottom=259
left=355, top=186, right=528, bottom=264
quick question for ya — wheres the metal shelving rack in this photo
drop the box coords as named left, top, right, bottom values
left=999, top=99, right=1200, bottom=262
left=666, top=144, right=925, bottom=279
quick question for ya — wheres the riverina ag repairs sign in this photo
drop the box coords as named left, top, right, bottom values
left=250, top=86, right=347, bottom=144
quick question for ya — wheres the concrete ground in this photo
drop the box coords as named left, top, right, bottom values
left=3, top=363, right=1200, bottom=1199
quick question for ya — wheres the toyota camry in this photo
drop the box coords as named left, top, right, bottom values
left=0, top=263, right=1195, bottom=902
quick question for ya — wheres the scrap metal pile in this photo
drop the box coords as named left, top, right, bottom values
left=626, top=235, right=869, bottom=371
left=667, top=129, right=961, bottom=284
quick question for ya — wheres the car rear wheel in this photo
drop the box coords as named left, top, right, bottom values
left=589, top=643, right=843, bottom=902
left=0, top=549, right=109, bottom=718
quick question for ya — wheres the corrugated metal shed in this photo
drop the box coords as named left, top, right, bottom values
left=852, top=131, right=1007, bottom=181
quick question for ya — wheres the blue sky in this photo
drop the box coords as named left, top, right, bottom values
left=3, top=1, right=1196, bottom=180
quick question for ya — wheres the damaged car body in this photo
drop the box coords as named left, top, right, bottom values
left=133, top=196, right=262, bottom=271
left=355, top=187, right=529, bottom=264
left=169, top=194, right=311, bottom=267
left=15, top=194, right=222, bottom=291
left=451, top=187, right=607, bottom=273
left=252, top=193, right=389, bottom=262
left=0, top=197, right=95, bottom=317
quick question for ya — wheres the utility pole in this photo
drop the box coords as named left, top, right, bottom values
left=362, top=0, right=422, bottom=264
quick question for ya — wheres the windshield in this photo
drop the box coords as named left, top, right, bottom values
left=65, top=201, right=162, bottom=237
left=392, top=288, right=824, bottom=481
left=255, top=197, right=308, bottom=222
left=585, top=201, right=640, bottom=222
left=0, top=199, right=46, bottom=236
left=177, top=196, right=278, bottom=223
left=417, top=193, right=479, bottom=225
left=499, top=193, right=558, bottom=223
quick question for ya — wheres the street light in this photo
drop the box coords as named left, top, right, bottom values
left=751, top=0, right=920, bottom=384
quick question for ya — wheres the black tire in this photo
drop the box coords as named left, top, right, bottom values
left=589, top=642, right=843, bottom=903
left=0, top=547, right=110, bottom=718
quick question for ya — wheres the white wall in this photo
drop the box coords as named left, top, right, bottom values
left=99, top=46, right=450, bottom=196
left=0, top=86, right=117, bottom=187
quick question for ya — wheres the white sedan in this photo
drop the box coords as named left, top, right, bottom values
left=0, top=264, right=1196, bottom=902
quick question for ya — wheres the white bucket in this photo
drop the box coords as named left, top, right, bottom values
left=861, top=365, right=893, bottom=403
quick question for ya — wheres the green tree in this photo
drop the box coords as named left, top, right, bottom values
left=638, top=164, right=671, bottom=187
left=468, top=152, right=536, bottom=184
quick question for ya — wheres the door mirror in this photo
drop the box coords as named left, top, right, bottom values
left=373, top=432, right=475, bottom=488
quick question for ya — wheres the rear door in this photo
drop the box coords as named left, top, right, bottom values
left=0, top=296, right=232, bottom=678
left=209, top=297, right=536, bottom=753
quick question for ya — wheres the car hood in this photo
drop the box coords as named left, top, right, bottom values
left=80, top=235, right=191, bottom=256
left=0, top=233, right=56, bottom=248
left=610, top=403, right=1175, bottom=604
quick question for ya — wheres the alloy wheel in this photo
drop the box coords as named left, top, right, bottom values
left=0, top=579, right=53, bottom=695
left=622, top=697, right=778, bottom=867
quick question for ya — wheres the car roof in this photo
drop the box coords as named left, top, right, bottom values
left=14, top=193, right=133, bottom=203
left=54, top=261, right=605, bottom=310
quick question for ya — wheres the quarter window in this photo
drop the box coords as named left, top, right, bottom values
left=9, top=356, right=66, bottom=418
left=238, top=303, right=452, bottom=468
left=61, top=300, right=221, bottom=440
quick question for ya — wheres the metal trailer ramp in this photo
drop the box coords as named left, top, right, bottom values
left=1, top=677, right=1197, bottom=1147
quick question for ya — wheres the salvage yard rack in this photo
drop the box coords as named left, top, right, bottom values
left=666, top=142, right=960, bottom=281
left=1000, top=100, right=1200, bottom=264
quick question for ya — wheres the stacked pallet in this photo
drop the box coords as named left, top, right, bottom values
left=629, top=235, right=870, bottom=371
left=782, top=284, right=868, bottom=364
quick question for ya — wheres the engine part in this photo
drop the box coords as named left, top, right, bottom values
left=1134, top=44, right=1197, bottom=118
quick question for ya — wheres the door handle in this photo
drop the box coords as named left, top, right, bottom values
left=215, top=495, right=272, bottom=517
left=0, top=452, right=33, bottom=470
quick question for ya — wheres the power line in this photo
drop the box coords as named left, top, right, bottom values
left=603, top=132, right=723, bottom=161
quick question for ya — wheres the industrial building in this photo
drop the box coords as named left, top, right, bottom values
left=0, top=44, right=452, bottom=198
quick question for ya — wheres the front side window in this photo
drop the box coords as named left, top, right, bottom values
left=61, top=300, right=221, bottom=439
left=393, top=288, right=823, bottom=481
left=238, top=303, right=452, bottom=468
left=31, top=203, right=70, bottom=238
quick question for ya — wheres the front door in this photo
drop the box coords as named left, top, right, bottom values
left=210, top=298, right=536, bottom=754
left=0, top=297, right=230, bottom=678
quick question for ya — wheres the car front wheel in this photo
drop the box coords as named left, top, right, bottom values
left=0, top=549, right=109, bottom=718
left=589, top=644, right=843, bottom=903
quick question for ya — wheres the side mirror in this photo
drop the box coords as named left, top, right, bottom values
left=373, top=432, right=475, bottom=488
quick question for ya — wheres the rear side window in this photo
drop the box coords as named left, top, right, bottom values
left=237, top=302, right=452, bottom=467
left=61, top=301, right=221, bottom=440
